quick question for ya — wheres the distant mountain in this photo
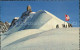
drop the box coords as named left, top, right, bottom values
left=0, top=21, right=10, bottom=33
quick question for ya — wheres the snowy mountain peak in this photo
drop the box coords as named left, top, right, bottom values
left=14, top=17, right=19, bottom=20
left=4, top=10, right=72, bottom=35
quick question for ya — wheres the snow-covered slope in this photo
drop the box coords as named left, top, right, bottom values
left=1, top=29, right=44, bottom=48
left=3, top=10, right=68, bottom=35
left=1, top=27, right=79, bottom=50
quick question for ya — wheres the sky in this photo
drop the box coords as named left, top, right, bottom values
left=0, top=0, right=79, bottom=27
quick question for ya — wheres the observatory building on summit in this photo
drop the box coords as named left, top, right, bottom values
left=27, top=5, right=32, bottom=12
left=21, top=5, right=32, bottom=18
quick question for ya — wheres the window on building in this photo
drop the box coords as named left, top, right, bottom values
left=56, top=24, right=59, bottom=28
left=68, top=23, right=72, bottom=27
left=62, top=24, right=65, bottom=28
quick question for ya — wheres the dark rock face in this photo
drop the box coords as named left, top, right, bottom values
left=10, top=5, right=32, bottom=28
left=10, top=19, right=18, bottom=27
left=21, top=11, right=30, bottom=18
left=5, top=22, right=10, bottom=29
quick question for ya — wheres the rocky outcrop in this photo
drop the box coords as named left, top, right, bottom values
left=10, top=17, right=19, bottom=27
left=0, top=21, right=10, bottom=33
